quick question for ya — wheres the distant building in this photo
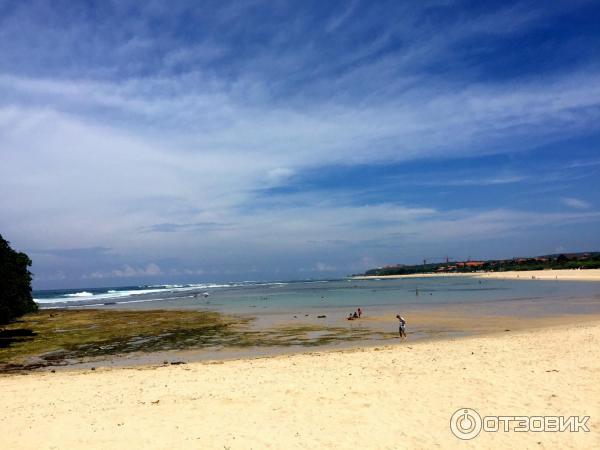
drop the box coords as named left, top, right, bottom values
left=466, top=261, right=484, bottom=267
left=456, top=261, right=484, bottom=268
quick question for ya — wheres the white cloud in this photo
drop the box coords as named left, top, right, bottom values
left=561, top=197, right=592, bottom=210
left=325, top=0, right=359, bottom=33
left=2, top=73, right=600, bottom=284
left=87, top=263, right=162, bottom=279
left=266, top=167, right=295, bottom=185
left=315, top=262, right=337, bottom=272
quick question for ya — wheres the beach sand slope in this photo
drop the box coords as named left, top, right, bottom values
left=1, top=322, right=599, bottom=449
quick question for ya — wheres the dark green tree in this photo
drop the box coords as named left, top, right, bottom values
left=0, top=234, right=37, bottom=324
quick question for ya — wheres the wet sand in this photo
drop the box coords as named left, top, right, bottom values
left=1, top=319, right=598, bottom=449
left=4, top=292, right=600, bottom=372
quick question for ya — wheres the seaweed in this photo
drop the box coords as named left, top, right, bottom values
left=0, top=309, right=395, bottom=372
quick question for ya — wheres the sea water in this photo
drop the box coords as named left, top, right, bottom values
left=34, top=276, right=600, bottom=316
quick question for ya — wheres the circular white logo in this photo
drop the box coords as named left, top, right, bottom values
left=450, top=408, right=482, bottom=440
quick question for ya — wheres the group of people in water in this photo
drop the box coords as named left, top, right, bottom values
left=346, top=307, right=363, bottom=320
left=346, top=308, right=407, bottom=338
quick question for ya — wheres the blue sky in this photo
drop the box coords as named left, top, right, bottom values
left=1, top=0, right=599, bottom=288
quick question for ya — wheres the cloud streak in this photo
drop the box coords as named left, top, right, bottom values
left=561, top=197, right=592, bottom=210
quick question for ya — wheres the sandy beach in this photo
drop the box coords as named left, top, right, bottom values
left=1, top=320, right=598, bottom=449
left=354, top=268, right=600, bottom=282
left=473, top=268, right=600, bottom=281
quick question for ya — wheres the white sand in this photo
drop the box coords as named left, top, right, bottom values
left=2, top=322, right=599, bottom=449
left=472, top=268, right=600, bottom=281
left=355, top=268, right=600, bottom=282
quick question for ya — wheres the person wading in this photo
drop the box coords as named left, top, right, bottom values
left=396, top=314, right=407, bottom=338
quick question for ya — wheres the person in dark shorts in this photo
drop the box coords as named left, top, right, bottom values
left=396, top=314, right=407, bottom=338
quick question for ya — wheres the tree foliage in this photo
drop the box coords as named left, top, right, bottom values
left=0, top=234, right=37, bottom=324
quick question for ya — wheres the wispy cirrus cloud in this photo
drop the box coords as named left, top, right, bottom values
left=140, top=222, right=236, bottom=233
left=29, top=247, right=113, bottom=258
left=561, top=197, right=592, bottom=210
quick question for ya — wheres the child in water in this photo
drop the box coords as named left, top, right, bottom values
left=396, top=314, right=407, bottom=338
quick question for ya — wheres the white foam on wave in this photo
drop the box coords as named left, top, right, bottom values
left=35, top=287, right=169, bottom=304
left=36, top=284, right=220, bottom=305
left=65, top=291, right=94, bottom=297
left=149, top=284, right=185, bottom=288
left=35, top=280, right=295, bottom=305
left=78, top=298, right=163, bottom=307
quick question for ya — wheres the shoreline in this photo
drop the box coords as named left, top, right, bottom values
left=4, top=296, right=600, bottom=373
left=353, top=267, right=600, bottom=281
left=25, top=312, right=600, bottom=373
left=1, top=319, right=598, bottom=448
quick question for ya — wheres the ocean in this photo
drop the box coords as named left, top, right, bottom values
left=34, top=276, right=600, bottom=317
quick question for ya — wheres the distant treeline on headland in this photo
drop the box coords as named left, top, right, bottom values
left=358, top=252, right=600, bottom=277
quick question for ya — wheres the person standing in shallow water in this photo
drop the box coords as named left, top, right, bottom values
left=396, top=314, right=407, bottom=338
left=357, top=307, right=362, bottom=318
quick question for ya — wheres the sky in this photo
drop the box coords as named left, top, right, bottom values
left=1, top=0, right=600, bottom=289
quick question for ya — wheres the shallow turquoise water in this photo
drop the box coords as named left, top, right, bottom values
left=38, top=276, right=600, bottom=317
